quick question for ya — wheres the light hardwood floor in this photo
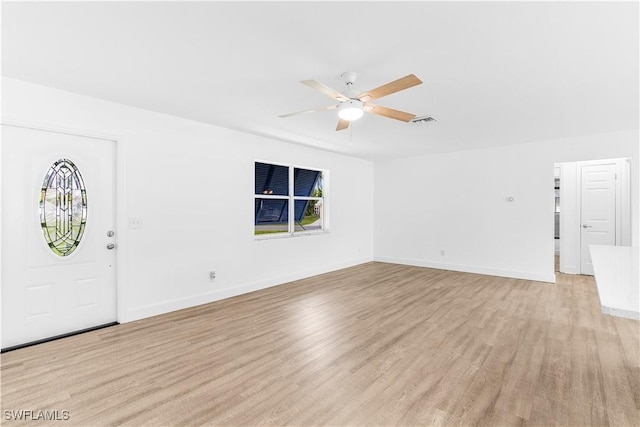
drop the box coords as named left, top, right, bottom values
left=2, top=262, right=639, bottom=426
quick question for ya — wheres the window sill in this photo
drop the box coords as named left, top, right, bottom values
left=254, top=230, right=329, bottom=241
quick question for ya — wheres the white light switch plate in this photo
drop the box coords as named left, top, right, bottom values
left=128, top=217, right=143, bottom=229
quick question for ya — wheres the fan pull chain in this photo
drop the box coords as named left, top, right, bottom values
left=349, top=125, right=353, bottom=146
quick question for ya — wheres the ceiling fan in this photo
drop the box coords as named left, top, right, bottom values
left=279, top=72, right=423, bottom=131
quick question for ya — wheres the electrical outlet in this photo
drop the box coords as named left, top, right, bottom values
left=209, top=271, right=216, bottom=281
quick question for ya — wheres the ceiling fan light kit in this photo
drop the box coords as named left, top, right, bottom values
left=338, top=99, right=364, bottom=121
left=280, top=71, right=423, bottom=131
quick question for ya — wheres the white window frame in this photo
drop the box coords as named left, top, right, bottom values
left=254, top=160, right=328, bottom=240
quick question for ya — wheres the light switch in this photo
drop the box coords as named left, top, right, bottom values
left=128, top=217, right=143, bottom=229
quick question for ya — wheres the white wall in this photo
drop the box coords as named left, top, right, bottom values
left=374, top=130, right=639, bottom=283
left=2, top=78, right=374, bottom=322
left=3, top=77, right=637, bottom=325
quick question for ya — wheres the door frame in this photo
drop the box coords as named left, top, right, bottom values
left=0, top=120, right=127, bottom=324
left=555, top=157, right=631, bottom=275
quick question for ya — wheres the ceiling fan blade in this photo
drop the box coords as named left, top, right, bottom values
left=357, top=74, right=422, bottom=103
left=279, top=104, right=338, bottom=118
left=301, top=80, right=350, bottom=102
left=366, top=104, right=416, bottom=122
left=336, top=118, right=350, bottom=131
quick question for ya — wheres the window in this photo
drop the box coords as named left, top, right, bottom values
left=255, top=162, right=325, bottom=237
left=40, top=158, right=88, bottom=256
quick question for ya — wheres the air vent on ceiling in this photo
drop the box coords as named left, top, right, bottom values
left=411, top=115, right=437, bottom=124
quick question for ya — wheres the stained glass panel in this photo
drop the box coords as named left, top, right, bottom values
left=39, top=159, right=87, bottom=256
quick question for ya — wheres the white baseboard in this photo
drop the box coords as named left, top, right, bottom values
left=601, top=305, right=640, bottom=320
left=124, top=256, right=373, bottom=322
left=374, top=256, right=556, bottom=283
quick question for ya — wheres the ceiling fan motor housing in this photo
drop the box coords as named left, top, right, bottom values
left=341, top=71, right=358, bottom=85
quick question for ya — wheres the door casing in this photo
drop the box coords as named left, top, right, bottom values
left=556, top=158, right=631, bottom=276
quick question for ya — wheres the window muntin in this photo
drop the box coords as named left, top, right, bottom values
left=255, top=162, right=324, bottom=237
left=39, top=158, right=88, bottom=256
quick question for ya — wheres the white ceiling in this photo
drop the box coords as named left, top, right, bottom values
left=2, top=1, right=638, bottom=160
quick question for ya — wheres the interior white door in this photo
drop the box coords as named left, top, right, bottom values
left=1, top=124, right=117, bottom=349
left=580, top=163, right=616, bottom=275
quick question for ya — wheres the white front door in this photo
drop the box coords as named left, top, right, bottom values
left=580, top=163, right=616, bottom=275
left=1, top=124, right=117, bottom=349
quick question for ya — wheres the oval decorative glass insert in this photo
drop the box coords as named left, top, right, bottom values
left=39, top=159, right=87, bottom=256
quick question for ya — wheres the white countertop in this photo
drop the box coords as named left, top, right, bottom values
left=589, top=245, right=639, bottom=319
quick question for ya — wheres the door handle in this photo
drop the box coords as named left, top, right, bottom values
left=106, top=243, right=116, bottom=250
left=582, top=225, right=592, bottom=228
